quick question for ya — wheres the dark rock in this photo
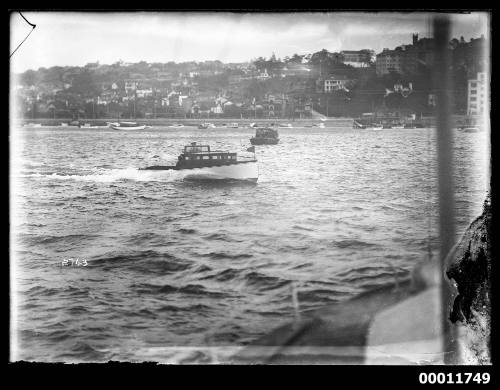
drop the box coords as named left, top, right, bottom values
left=445, top=195, right=491, bottom=359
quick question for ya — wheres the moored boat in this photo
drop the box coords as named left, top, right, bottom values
left=278, top=123, right=293, bottom=128
left=23, top=123, right=42, bottom=128
left=462, top=126, right=481, bottom=133
left=81, top=122, right=109, bottom=128
left=227, top=123, right=239, bottom=128
left=140, top=142, right=258, bottom=181
left=353, top=120, right=366, bottom=129
left=109, top=121, right=148, bottom=130
left=367, top=123, right=383, bottom=130
left=250, top=127, right=279, bottom=145
left=198, top=122, right=216, bottom=129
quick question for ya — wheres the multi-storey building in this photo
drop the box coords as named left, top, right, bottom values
left=340, top=50, right=375, bottom=68
left=375, top=48, right=405, bottom=76
left=376, top=34, right=436, bottom=76
left=467, top=72, right=488, bottom=116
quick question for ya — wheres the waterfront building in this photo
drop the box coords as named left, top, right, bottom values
left=467, top=72, right=488, bottom=116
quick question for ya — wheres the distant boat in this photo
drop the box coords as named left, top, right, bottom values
left=198, top=122, right=216, bottom=129
left=109, top=121, right=148, bottom=130
left=366, top=123, right=383, bottom=130
left=60, top=122, right=69, bottom=127
left=313, top=122, right=325, bottom=128
left=250, top=127, right=279, bottom=145
left=81, top=122, right=109, bottom=128
left=278, top=123, right=293, bottom=128
left=462, top=127, right=482, bottom=133
left=353, top=120, right=366, bottom=129
left=248, top=122, right=258, bottom=128
left=382, top=124, right=392, bottom=129
left=227, top=123, right=239, bottom=128
left=23, top=123, right=42, bottom=128
left=140, top=142, right=258, bottom=181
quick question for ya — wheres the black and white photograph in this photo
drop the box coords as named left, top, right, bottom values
left=9, top=10, right=491, bottom=368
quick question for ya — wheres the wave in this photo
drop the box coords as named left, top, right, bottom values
left=132, top=282, right=228, bottom=298
left=198, top=267, right=242, bottom=282
left=203, top=233, right=243, bottom=243
left=204, top=252, right=253, bottom=260
left=55, top=341, right=110, bottom=361
left=342, top=270, right=410, bottom=284
left=177, top=228, right=197, bottom=234
left=18, top=233, right=100, bottom=246
left=19, top=158, right=44, bottom=167
left=333, top=239, right=379, bottom=249
left=157, top=303, right=212, bottom=313
left=90, top=250, right=191, bottom=274
left=244, top=271, right=290, bottom=291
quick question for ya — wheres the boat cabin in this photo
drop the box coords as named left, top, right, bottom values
left=255, top=127, right=278, bottom=138
left=176, top=142, right=238, bottom=168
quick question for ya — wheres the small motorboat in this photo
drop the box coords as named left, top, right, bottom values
left=80, top=122, right=110, bottom=128
left=227, top=123, right=239, bottom=128
left=250, top=127, right=279, bottom=145
left=198, top=123, right=216, bottom=129
left=313, top=122, right=325, bottom=128
left=23, top=123, right=42, bottom=128
left=140, top=142, right=258, bottom=181
left=278, top=123, right=293, bottom=128
left=109, top=121, right=148, bottom=130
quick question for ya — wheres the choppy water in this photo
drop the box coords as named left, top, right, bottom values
left=10, top=126, right=489, bottom=362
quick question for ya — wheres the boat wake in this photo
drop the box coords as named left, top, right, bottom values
left=18, top=167, right=185, bottom=183
left=18, top=165, right=260, bottom=184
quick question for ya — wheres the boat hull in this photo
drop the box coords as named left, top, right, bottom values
left=110, top=125, right=147, bottom=130
left=142, top=161, right=258, bottom=181
left=250, top=137, right=279, bottom=145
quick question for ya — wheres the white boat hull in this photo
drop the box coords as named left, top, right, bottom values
left=147, top=161, right=258, bottom=182
left=110, top=125, right=147, bottom=130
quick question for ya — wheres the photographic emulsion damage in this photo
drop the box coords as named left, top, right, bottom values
left=9, top=10, right=492, bottom=368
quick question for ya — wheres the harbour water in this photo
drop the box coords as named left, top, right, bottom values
left=10, top=126, right=489, bottom=362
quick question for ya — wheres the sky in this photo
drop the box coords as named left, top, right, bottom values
left=10, top=11, right=489, bottom=73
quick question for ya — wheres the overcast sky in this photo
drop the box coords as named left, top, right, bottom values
left=10, top=11, right=489, bottom=73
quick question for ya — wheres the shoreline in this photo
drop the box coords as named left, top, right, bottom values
left=14, top=114, right=478, bottom=128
